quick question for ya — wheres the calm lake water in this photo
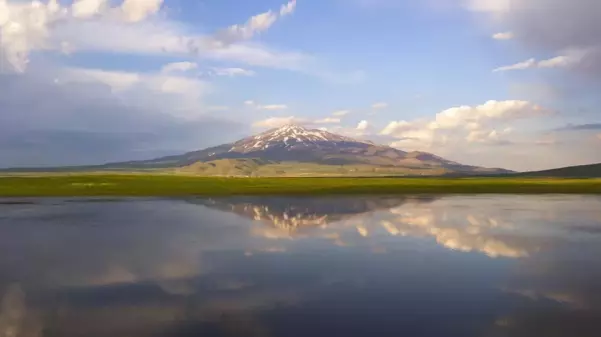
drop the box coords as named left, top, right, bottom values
left=1, top=195, right=601, bottom=337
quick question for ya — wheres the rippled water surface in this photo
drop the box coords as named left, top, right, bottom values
left=1, top=195, right=601, bottom=337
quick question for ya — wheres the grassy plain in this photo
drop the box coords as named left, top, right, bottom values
left=0, top=174, right=600, bottom=197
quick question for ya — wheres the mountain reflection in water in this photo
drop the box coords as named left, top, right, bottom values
left=1, top=195, right=601, bottom=337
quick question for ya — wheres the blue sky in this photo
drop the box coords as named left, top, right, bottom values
left=0, top=0, right=600, bottom=170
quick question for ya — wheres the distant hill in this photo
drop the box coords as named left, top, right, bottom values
left=1, top=124, right=512, bottom=176
left=521, top=163, right=601, bottom=178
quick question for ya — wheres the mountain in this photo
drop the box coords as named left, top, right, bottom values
left=101, top=124, right=510, bottom=176
left=520, top=163, right=601, bottom=178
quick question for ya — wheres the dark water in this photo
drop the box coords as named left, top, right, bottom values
left=1, top=195, right=601, bottom=337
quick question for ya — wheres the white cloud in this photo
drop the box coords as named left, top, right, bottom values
left=315, top=117, right=341, bottom=124
left=493, top=58, right=536, bottom=72
left=332, top=110, right=350, bottom=117
left=381, top=121, right=412, bottom=136
left=494, top=53, right=581, bottom=72
left=466, top=128, right=513, bottom=143
left=431, top=100, right=545, bottom=129
left=219, top=0, right=297, bottom=44
left=356, top=120, right=369, bottom=131
left=223, top=11, right=278, bottom=41
left=0, top=0, right=304, bottom=74
left=120, top=0, right=163, bottom=23
left=280, top=0, right=297, bottom=16
left=252, top=116, right=307, bottom=128
left=246, top=101, right=288, bottom=110
left=72, top=0, right=106, bottom=19
left=1, top=0, right=352, bottom=83
left=492, top=31, right=513, bottom=40
left=161, top=61, right=198, bottom=74
left=538, top=55, right=572, bottom=68
left=381, top=100, right=547, bottom=151
left=372, top=102, right=388, bottom=109
left=213, top=67, right=255, bottom=77
left=0, top=0, right=68, bottom=72
left=257, top=104, right=288, bottom=110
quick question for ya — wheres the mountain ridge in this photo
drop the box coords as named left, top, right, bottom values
left=519, top=163, right=601, bottom=178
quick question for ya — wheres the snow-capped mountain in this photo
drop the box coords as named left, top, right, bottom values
left=102, top=124, right=511, bottom=175
left=228, top=124, right=373, bottom=153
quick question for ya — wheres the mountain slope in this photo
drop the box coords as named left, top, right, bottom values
left=104, top=124, right=510, bottom=175
left=520, top=163, right=601, bottom=177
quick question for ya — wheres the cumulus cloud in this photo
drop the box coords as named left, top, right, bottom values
left=72, top=0, right=107, bottom=19
left=380, top=100, right=550, bottom=165
left=466, top=127, right=513, bottom=144
left=378, top=99, right=601, bottom=170
left=120, top=0, right=163, bottom=23
left=356, top=120, right=369, bottom=131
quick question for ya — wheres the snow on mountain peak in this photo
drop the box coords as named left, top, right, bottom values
left=229, top=124, right=371, bottom=153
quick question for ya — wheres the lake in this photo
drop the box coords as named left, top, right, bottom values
left=1, top=195, right=601, bottom=337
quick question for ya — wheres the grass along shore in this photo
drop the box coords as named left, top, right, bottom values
left=0, top=175, right=600, bottom=197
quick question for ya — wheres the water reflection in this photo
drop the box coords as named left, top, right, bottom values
left=197, top=196, right=551, bottom=258
left=0, top=195, right=600, bottom=337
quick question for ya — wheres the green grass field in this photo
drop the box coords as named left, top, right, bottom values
left=1, top=174, right=600, bottom=197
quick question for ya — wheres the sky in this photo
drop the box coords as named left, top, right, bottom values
left=0, top=0, right=600, bottom=171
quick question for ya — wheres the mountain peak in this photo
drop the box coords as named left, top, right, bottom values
left=229, top=124, right=368, bottom=153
